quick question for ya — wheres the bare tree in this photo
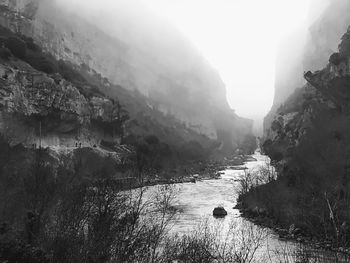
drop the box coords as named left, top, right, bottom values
left=237, top=163, right=276, bottom=196
left=161, top=219, right=267, bottom=263
left=268, top=241, right=350, bottom=263
left=44, top=180, right=178, bottom=263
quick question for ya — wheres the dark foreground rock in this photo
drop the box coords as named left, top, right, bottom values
left=213, top=207, right=228, bottom=217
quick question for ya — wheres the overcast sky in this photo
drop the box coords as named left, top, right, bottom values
left=57, top=0, right=329, bottom=120
left=144, top=0, right=329, bottom=120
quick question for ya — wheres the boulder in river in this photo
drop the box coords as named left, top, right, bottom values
left=213, top=206, right=227, bottom=217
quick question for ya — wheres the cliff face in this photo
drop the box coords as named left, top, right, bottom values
left=0, top=0, right=252, bottom=151
left=239, top=27, right=350, bottom=240
left=263, top=25, right=350, bottom=172
left=303, top=0, right=350, bottom=72
left=0, top=61, right=125, bottom=149
left=264, top=0, right=350, bottom=136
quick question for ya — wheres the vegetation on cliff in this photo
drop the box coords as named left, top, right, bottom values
left=0, top=6, right=259, bottom=262
left=238, top=27, right=350, bottom=249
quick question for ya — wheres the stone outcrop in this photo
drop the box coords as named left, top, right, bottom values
left=0, top=0, right=252, bottom=153
left=242, top=26, right=350, bottom=244
left=212, top=206, right=227, bottom=217
left=264, top=0, right=350, bottom=138
left=0, top=62, right=123, bottom=148
left=263, top=25, right=350, bottom=172
left=0, top=0, right=253, bottom=151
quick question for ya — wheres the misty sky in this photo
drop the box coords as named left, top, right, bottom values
left=57, top=0, right=329, bottom=120
left=149, top=0, right=312, bottom=120
left=146, top=0, right=329, bottom=120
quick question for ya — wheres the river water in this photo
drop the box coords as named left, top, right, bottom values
left=169, top=150, right=269, bottom=235
left=153, top=150, right=349, bottom=262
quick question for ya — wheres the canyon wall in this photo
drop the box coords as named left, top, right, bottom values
left=0, top=0, right=253, bottom=151
left=264, top=0, right=350, bottom=136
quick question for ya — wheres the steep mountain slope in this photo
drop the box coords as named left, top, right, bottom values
left=264, top=0, right=350, bottom=136
left=0, top=0, right=253, bottom=152
left=0, top=22, right=217, bottom=168
left=240, top=25, right=350, bottom=246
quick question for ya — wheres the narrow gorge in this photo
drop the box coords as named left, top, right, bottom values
left=1, top=0, right=350, bottom=262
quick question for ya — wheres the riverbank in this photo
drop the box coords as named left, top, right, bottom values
left=139, top=154, right=254, bottom=186
left=234, top=151, right=350, bottom=258
left=235, top=199, right=350, bottom=256
left=148, top=149, right=350, bottom=262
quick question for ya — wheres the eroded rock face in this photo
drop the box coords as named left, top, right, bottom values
left=0, top=63, right=122, bottom=147
left=264, top=0, right=350, bottom=138
left=263, top=25, right=350, bottom=172
left=0, top=0, right=253, bottom=151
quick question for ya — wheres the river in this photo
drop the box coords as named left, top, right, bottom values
left=169, top=150, right=269, bottom=235
left=151, top=150, right=349, bottom=262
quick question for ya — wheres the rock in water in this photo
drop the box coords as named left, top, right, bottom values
left=213, top=207, right=227, bottom=217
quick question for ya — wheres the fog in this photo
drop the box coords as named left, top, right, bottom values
left=54, top=0, right=331, bottom=122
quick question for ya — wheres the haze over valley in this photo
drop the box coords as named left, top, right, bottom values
left=1, top=0, right=350, bottom=262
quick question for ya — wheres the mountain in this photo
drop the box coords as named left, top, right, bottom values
left=0, top=0, right=253, bottom=153
left=264, top=0, right=350, bottom=136
left=0, top=3, right=257, bottom=259
left=240, top=2, right=350, bottom=245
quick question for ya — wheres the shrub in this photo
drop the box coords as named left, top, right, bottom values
left=57, top=60, right=86, bottom=84
left=4, top=37, right=26, bottom=59
left=21, top=36, right=41, bottom=51
left=144, top=134, right=160, bottom=145
left=162, top=220, right=267, bottom=263
left=0, top=47, right=12, bottom=60
left=0, top=237, right=49, bottom=263
left=271, top=119, right=282, bottom=132
left=339, top=31, right=350, bottom=57
left=78, top=84, right=104, bottom=98
left=329, top=52, right=347, bottom=66
left=46, top=183, right=177, bottom=262
left=38, top=59, right=56, bottom=74
left=0, top=26, right=13, bottom=38
left=180, top=140, right=207, bottom=161
left=25, top=53, right=57, bottom=74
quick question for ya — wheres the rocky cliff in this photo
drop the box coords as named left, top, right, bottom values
left=264, top=23, right=350, bottom=168
left=264, top=0, right=350, bottom=136
left=240, top=26, right=350, bottom=242
left=0, top=57, right=130, bottom=153
left=264, top=0, right=350, bottom=147
left=0, top=0, right=253, bottom=151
